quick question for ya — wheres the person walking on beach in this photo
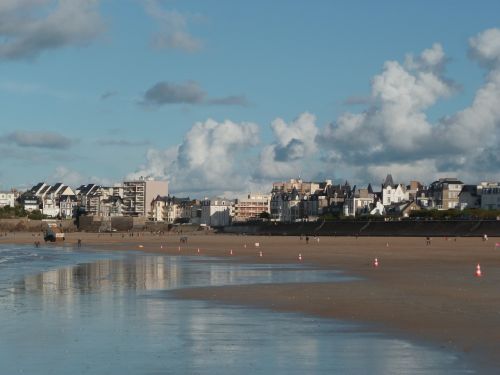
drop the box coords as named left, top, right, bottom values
left=305, top=236, right=309, bottom=244
left=77, top=239, right=82, bottom=248
left=426, top=236, right=431, bottom=246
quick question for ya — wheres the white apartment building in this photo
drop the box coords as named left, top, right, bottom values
left=201, top=197, right=234, bottom=227
left=122, top=177, right=168, bottom=217
left=0, top=191, right=15, bottom=208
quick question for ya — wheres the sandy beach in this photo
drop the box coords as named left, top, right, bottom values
left=2, top=231, right=500, bottom=369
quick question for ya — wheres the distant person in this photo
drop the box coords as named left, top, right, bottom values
left=426, top=237, right=431, bottom=246
left=77, top=239, right=82, bottom=248
left=483, top=234, right=488, bottom=242
left=305, top=236, right=309, bottom=244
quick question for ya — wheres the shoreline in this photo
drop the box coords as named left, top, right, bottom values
left=2, top=232, right=500, bottom=370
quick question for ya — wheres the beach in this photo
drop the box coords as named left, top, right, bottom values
left=2, top=231, right=499, bottom=369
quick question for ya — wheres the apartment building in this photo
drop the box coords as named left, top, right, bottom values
left=233, top=193, right=270, bottom=222
left=428, top=178, right=464, bottom=209
left=122, top=177, right=168, bottom=217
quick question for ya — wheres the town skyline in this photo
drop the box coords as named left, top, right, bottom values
left=0, top=1, right=500, bottom=196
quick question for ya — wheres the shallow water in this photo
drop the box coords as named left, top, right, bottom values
left=0, top=245, right=474, bottom=374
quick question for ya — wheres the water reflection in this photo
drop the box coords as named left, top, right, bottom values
left=11, top=255, right=350, bottom=298
left=0, top=251, right=475, bottom=374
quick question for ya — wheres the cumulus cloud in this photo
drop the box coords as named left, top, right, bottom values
left=141, top=80, right=248, bottom=107
left=321, top=42, right=455, bottom=166
left=256, top=112, right=320, bottom=179
left=2, top=131, right=74, bottom=149
left=0, top=0, right=105, bottom=60
left=128, top=119, right=260, bottom=195
left=128, top=28, right=500, bottom=195
left=144, top=0, right=202, bottom=53
left=430, top=28, right=500, bottom=175
left=318, top=31, right=500, bottom=184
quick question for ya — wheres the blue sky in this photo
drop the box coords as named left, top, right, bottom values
left=1, top=0, right=499, bottom=196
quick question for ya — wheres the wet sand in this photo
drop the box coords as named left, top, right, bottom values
left=2, top=231, right=500, bottom=369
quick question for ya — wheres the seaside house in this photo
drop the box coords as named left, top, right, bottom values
left=0, top=191, right=15, bottom=208
left=381, top=174, right=410, bottom=206
left=201, top=197, right=234, bottom=227
left=458, top=185, right=481, bottom=210
left=343, top=186, right=376, bottom=217
left=270, top=189, right=302, bottom=222
left=17, top=192, right=40, bottom=212
left=479, top=182, right=500, bottom=210
left=99, top=196, right=125, bottom=217
left=428, top=178, right=464, bottom=210
left=150, top=195, right=192, bottom=223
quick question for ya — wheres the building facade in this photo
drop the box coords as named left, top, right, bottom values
left=233, top=193, right=270, bottom=222
left=201, top=197, right=233, bottom=227
left=0, top=191, right=15, bottom=208
left=122, top=178, right=168, bottom=217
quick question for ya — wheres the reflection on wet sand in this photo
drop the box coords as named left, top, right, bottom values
left=13, top=255, right=343, bottom=298
left=0, top=251, right=474, bottom=374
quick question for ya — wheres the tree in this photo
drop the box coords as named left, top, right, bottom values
left=259, top=211, right=271, bottom=221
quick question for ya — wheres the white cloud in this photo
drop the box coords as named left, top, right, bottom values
left=321, top=43, right=455, bottom=164
left=127, top=29, right=500, bottom=195
left=256, top=112, right=320, bottom=180
left=0, top=0, right=105, bottom=60
left=128, top=119, right=260, bottom=195
left=318, top=32, right=500, bottom=184
left=144, top=0, right=202, bottom=53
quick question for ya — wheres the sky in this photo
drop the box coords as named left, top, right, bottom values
left=1, top=0, right=500, bottom=197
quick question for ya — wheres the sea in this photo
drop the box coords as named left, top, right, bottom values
left=0, top=244, right=475, bottom=374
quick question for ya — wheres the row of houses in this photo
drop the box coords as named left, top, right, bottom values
left=269, top=176, right=500, bottom=221
left=9, top=177, right=168, bottom=219
left=1, top=175, right=499, bottom=225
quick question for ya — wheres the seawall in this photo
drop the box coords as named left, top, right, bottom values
left=221, top=220, right=500, bottom=237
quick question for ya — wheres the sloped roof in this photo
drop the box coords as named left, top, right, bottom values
left=383, top=174, right=395, bottom=188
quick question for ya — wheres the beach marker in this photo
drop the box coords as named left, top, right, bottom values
left=230, top=249, right=233, bottom=255
left=475, top=264, right=482, bottom=277
left=298, top=253, right=302, bottom=261
left=373, top=258, right=379, bottom=267
left=259, top=250, right=263, bottom=257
